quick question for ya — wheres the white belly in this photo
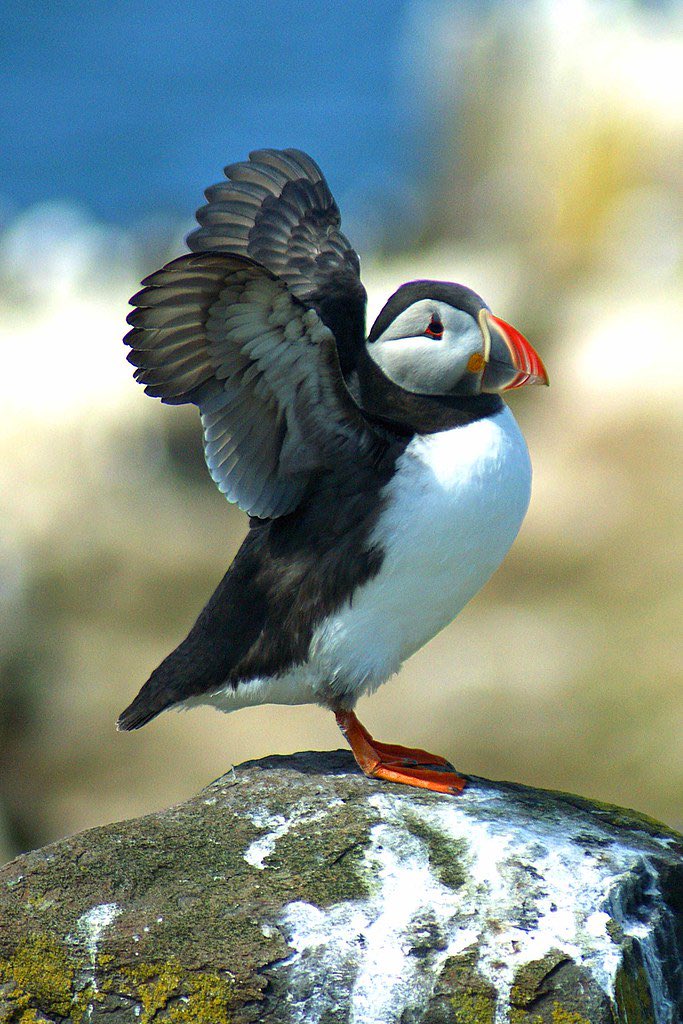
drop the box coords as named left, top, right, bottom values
left=194, top=405, right=532, bottom=715
left=307, top=405, right=532, bottom=702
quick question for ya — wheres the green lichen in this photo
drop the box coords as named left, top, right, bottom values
left=120, top=959, right=234, bottom=1023
left=508, top=953, right=596, bottom=1023
left=260, top=806, right=374, bottom=905
left=435, top=951, right=497, bottom=1023
left=402, top=810, right=467, bottom=890
left=509, top=1001, right=592, bottom=1023
left=613, top=960, right=656, bottom=1024
left=510, top=950, right=568, bottom=1009
left=450, top=990, right=496, bottom=1023
left=0, top=933, right=75, bottom=1017
left=587, top=800, right=681, bottom=841
left=550, top=791, right=682, bottom=843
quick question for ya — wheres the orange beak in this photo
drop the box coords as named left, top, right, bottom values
left=480, top=311, right=549, bottom=391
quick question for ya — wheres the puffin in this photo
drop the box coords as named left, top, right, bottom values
left=118, top=148, right=548, bottom=795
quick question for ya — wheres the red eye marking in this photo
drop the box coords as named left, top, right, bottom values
left=424, top=315, right=444, bottom=339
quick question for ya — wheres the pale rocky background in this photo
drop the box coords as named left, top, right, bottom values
left=1, top=1, right=682, bottom=861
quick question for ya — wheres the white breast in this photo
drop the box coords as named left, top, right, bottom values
left=309, top=405, right=532, bottom=702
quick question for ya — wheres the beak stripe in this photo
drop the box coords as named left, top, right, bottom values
left=486, top=313, right=549, bottom=389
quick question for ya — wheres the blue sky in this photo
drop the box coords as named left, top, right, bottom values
left=1, top=1, right=422, bottom=227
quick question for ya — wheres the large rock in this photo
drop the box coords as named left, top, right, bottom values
left=0, top=750, right=681, bottom=1023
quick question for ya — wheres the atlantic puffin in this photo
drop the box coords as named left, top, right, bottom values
left=118, top=148, right=548, bottom=795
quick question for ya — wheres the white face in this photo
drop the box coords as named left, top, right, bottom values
left=366, top=299, right=486, bottom=396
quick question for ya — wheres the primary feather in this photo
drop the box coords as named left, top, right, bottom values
left=125, top=252, right=378, bottom=519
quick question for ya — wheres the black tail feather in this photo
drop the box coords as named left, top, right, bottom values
left=117, top=691, right=170, bottom=731
left=117, top=640, right=203, bottom=731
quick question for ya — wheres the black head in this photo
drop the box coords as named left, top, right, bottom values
left=365, top=279, right=548, bottom=399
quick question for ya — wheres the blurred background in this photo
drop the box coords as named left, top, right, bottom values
left=1, top=0, right=682, bottom=862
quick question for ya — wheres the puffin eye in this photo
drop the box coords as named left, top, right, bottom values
left=424, top=315, right=444, bottom=339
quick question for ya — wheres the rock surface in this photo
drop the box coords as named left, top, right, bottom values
left=0, top=750, right=681, bottom=1024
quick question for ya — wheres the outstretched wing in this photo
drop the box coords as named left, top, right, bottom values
left=186, top=148, right=366, bottom=376
left=125, top=251, right=379, bottom=519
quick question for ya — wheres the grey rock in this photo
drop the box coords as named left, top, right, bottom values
left=0, top=750, right=681, bottom=1023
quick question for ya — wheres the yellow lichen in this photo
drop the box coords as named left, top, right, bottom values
left=120, top=959, right=234, bottom=1023
left=165, top=973, right=234, bottom=1023
left=0, top=933, right=75, bottom=1017
left=509, top=950, right=567, bottom=1009
left=509, top=1010, right=533, bottom=1024
left=122, top=959, right=184, bottom=1019
left=450, top=990, right=496, bottom=1023
left=551, top=1006, right=591, bottom=1024
left=510, top=999, right=593, bottom=1023
left=71, top=983, right=105, bottom=1024
left=0, top=943, right=235, bottom=1023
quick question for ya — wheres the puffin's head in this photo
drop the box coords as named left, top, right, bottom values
left=366, top=281, right=548, bottom=397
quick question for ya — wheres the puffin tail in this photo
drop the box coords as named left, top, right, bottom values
left=117, top=672, right=176, bottom=731
left=117, top=639, right=202, bottom=731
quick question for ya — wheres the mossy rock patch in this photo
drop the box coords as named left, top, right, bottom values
left=1, top=750, right=681, bottom=1022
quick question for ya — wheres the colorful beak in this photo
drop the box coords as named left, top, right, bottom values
left=479, top=310, right=549, bottom=392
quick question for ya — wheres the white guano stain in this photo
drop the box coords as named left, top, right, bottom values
left=68, top=902, right=122, bottom=1019
left=243, top=798, right=342, bottom=870
left=244, top=812, right=290, bottom=870
left=70, top=901, right=121, bottom=968
left=272, top=789, right=676, bottom=1024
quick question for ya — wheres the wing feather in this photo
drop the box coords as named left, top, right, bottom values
left=125, top=251, right=379, bottom=519
left=187, top=148, right=366, bottom=375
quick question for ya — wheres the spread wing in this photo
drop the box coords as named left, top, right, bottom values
left=125, top=251, right=379, bottom=519
left=186, top=148, right=366, bottom=376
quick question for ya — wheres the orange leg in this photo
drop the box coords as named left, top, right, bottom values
left=335, top=709, right=466, bottom=795
left=350, top=716, right=452, bottom=768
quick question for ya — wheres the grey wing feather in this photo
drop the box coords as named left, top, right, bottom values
left=187, top=148, right=366, bottom=376
left=125, top=251, right=378, bottom=520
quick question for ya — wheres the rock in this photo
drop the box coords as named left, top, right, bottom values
left=0, top=750, right=681, bottom=1024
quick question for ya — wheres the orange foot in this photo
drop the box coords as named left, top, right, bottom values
left=349, top=715, right=453, bottom=768
left=335, top=709, right=467, bottom=795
